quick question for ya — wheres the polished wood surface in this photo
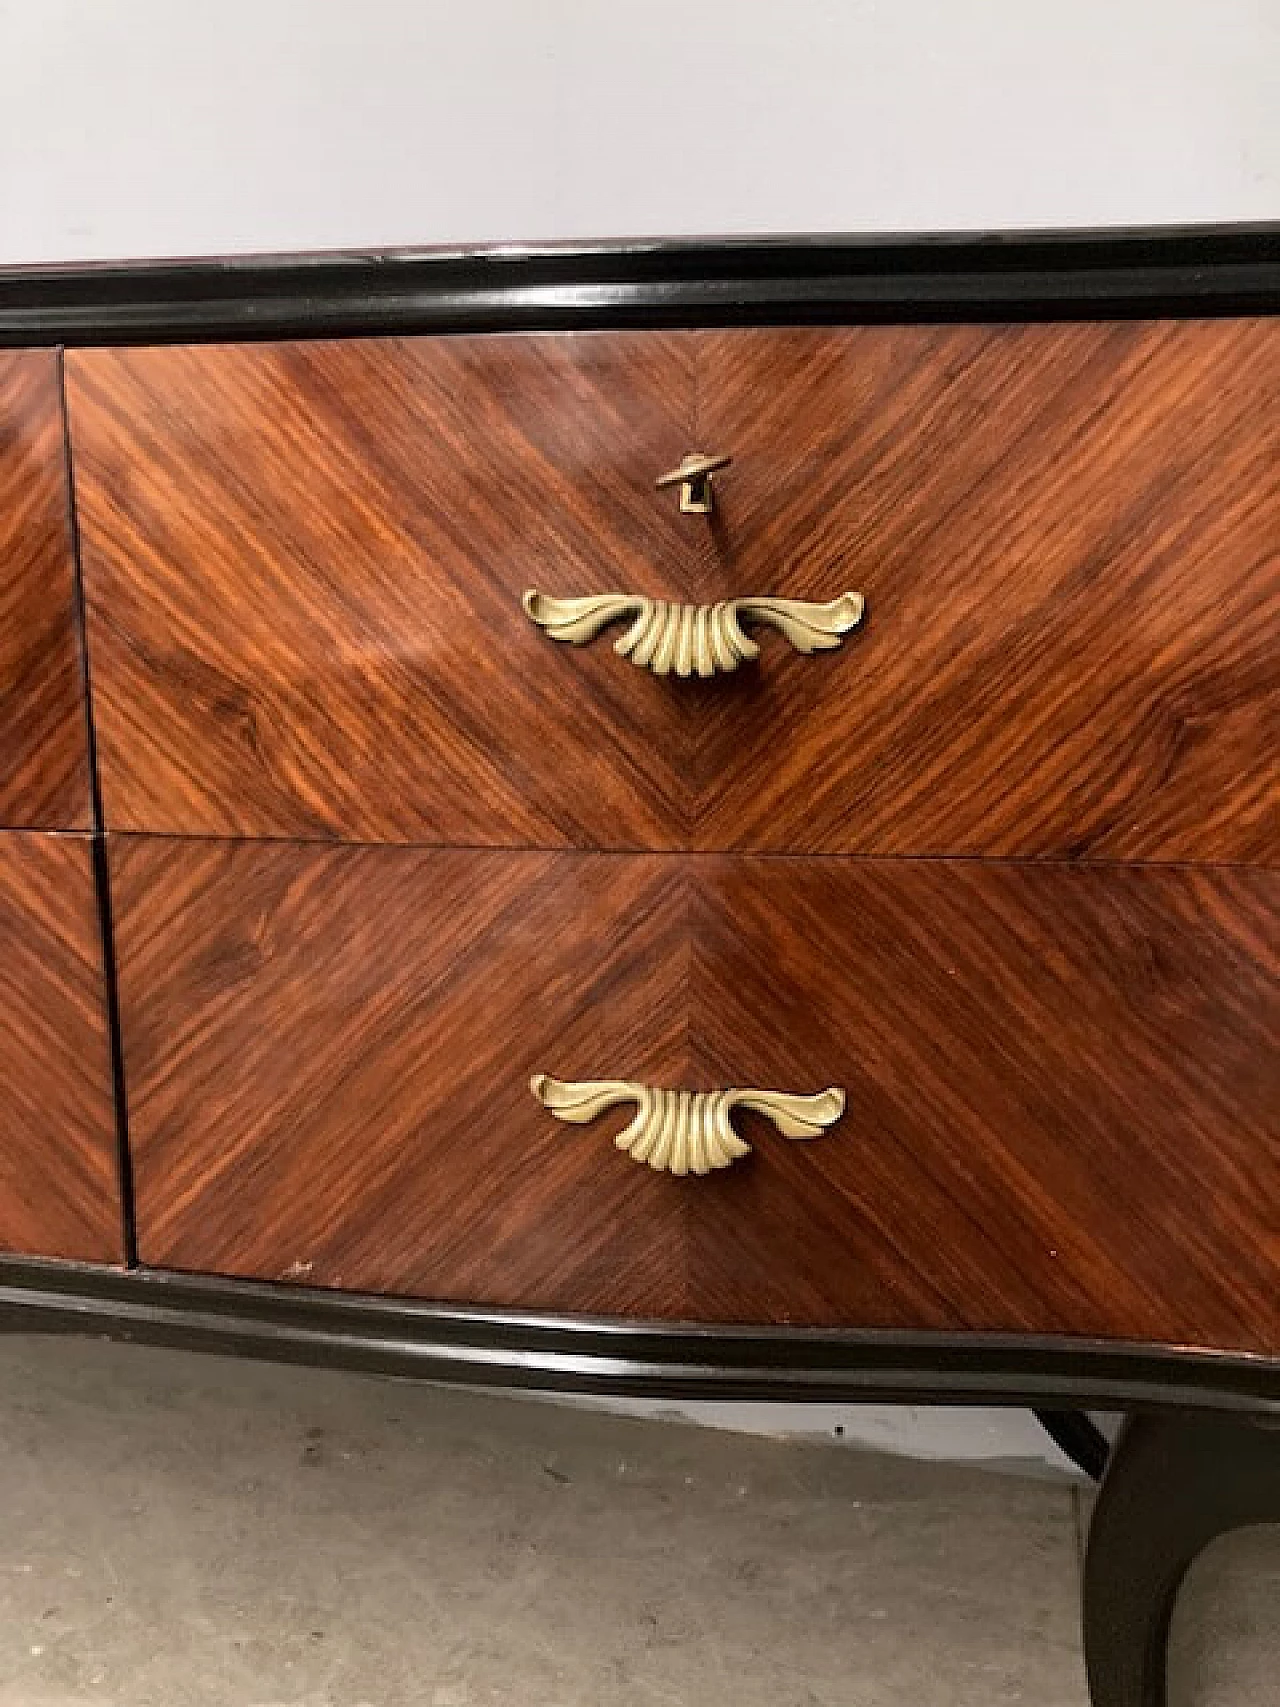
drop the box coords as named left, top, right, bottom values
left=69, top=322, right=1278, bottom=859
left=115, top=838, right=691, bottom=1314
left=0, top=353, right=90, bottom=829
left=691, top=321, right=1279, bottom=860
left=112, top=837, right=1279, bottom=1348
left=67, top=334, right=700, bottom=845
left=0, top=832, right=120, bottom=1261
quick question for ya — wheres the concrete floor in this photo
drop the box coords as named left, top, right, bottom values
left=0, top=1338, right=1274, bottom=1706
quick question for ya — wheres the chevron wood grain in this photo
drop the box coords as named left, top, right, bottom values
left=683, top=856, right=1278, bottom=1345
left=0, top=832, right=120, bottom=1261
left=691, top=321, right=1280, bottom=861
left=112, top=838, right=695, bottom=1313
left=67, top=323, right=1278, bottom=859
left=111, top=837, right=1279, bottom=1349
left=67, top=334, right=700, bottom=845
left=0, top=352, right=91, bottom=829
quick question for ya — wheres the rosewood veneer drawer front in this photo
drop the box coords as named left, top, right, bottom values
left=0, top=353, right=91, bottom=829
left=69, top=322, right=1279, bottom=859
left=67, top=334, right=701, bottom=848
left=112, top=838, right=1279, bottom=1350
left=0, top=833, right=120, bottom=1261
left=694, top=322, right=1279, bottom=861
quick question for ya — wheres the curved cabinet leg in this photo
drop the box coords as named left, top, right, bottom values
left=1034, top=1409, right=1110, bottom=1480
left=1083, top=1410, right=1280, bottom=1707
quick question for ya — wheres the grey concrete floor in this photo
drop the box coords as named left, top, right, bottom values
left=0, top=1338, right=1274, bottom=1706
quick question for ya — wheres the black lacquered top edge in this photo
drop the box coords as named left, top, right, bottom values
left=3, top=223, right=1280, bottom=346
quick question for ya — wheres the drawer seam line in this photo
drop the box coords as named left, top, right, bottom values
left=92, top=825, right=1278, bottom=877
left=57, top=348, right=139, bottom=1269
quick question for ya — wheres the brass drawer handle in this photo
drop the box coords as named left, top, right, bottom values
left=530, top=1075, right=845, bottom=1175
left=654, top=451, right=733, bottom=514
left=522, top=589, right=864, bottom=677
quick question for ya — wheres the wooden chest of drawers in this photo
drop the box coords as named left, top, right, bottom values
left=53, top=314, right=1278, bottom=1349
left=0, top=229, right=1277, bottom=1707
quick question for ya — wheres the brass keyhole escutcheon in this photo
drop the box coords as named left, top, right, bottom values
left=655, top=451, right=733, bottom=515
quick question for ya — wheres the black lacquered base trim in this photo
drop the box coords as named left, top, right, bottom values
left=0, top=1258, right=1276, bottom=1412
left=3, top=224, right=1280, bottom=347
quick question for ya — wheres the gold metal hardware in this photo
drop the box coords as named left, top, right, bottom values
left=529, top=1075, right=845, bottom=1175
left=522, top=589, right=864, bottom=677
left=655, top=451, right=733, bottom=514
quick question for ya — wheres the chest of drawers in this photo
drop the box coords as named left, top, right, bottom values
left=0, top=229, right=1277, bottom=1707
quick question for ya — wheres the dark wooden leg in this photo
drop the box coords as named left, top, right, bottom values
left=1083, top=1410, right=1280, bottom=1707
left=1035, top=1409, right=1110, bottom=1480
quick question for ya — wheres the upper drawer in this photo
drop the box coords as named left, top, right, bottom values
left=0, top=352, right=91, bottom=829
left=68, top=323, right=1279, bottom=859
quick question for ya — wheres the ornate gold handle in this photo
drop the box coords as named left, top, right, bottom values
left=654, top=451, right=733, bottom=514
left=530, top=1075, right=845, bottom=1175
left=522, top=589, right=864, bottom=677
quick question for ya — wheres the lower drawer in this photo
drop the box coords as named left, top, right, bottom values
left=110, top=839, right=1279, bottom=1352
left=0, top=832, right=120, bottom=1261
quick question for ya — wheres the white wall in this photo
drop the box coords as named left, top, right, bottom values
left=2, top=0, right=1278, bottom=264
